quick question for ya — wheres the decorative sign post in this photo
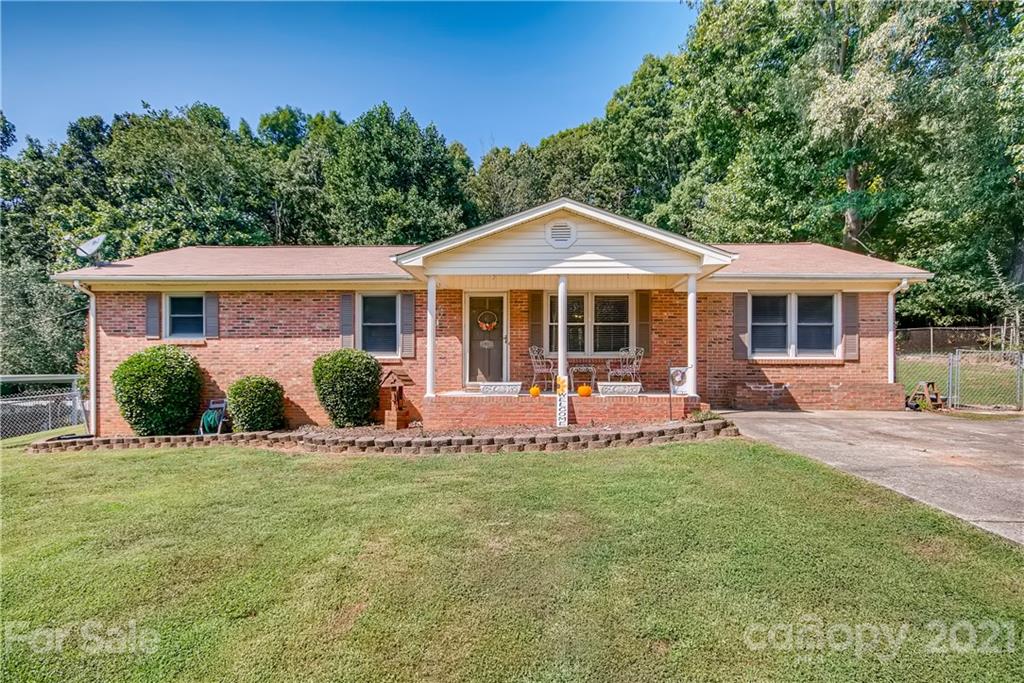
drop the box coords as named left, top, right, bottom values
left=668, top=366, right=689, bottom=421
left=669, top=367, right=688, bottom=396
left=555, top=375, right=569, bottom=427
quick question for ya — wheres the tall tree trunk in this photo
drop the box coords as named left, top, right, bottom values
left=1011, top=235, right=1024, bottom=285
left=843, top=163, right=864, bottom=250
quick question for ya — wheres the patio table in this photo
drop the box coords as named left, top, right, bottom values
left=568, top=364, right=597, bottom=391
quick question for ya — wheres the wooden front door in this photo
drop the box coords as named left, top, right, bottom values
left=467, top=295, right=505, bottom=383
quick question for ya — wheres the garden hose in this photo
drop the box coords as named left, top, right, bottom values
left=200, top=409, right=221, bottom=434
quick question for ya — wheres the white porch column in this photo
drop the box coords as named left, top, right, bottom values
left=557, top=275, right=568, bottom=379
left=686, top=274, right=698, bottom=396
left=425, top=275, right=437, bottom=397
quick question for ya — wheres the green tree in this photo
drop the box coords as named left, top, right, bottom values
left=324, top=103, right=473, bottom=244
left=0, top=261, right=86, bottom=375
left=258, top=105, right=309, bottom=156
left=98, top=102, right=273, bottom=256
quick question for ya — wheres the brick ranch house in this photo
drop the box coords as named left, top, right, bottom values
left=56, top=199, right=932, bottom=436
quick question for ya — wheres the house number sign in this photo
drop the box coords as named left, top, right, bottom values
left=555, top=375, right=569, bottom=427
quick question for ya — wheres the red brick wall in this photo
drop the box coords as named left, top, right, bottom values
left=420, top=394, right=701, bottom=430
left=93, top=290, right=464, bottom=436
left=698, top=292, right=903, bottom=409
left=92, top=287, right=900, bottom=436
left=507, top=289, right=900, bottom=409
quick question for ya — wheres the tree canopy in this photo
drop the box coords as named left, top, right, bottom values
left=2, top=0, right=1021, bottom=374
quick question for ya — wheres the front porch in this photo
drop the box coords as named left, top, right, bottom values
left=390, top=200, right=736, bottom=429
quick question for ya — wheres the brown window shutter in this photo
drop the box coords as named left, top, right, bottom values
left=400, top=292, right=415, bottom=358
left=204, top=293, right=219, bottom=338
left=339, top=292, right=355, bottom=348
left=842, top=292, right=859, bottom=360
left=528, top=291, right=543, bottom=348
left=145, top=293, right=161, bottom=338
left=635, top=290, right=651, bottom=354
left=733, top=293, right=749, bottom=360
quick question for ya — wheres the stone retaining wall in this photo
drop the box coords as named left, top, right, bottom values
left=27, top=420, right=740, bottom=456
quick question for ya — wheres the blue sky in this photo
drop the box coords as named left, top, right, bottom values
left=2, top=2, right=695, bottom=160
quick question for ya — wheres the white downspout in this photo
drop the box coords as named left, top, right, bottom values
left=887, top=278, right=909, bottom=384
left=73, top=280, right=97, bottom=435
left=425, top=275, right=437, bottom=397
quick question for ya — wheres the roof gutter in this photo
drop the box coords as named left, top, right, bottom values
left=72, top=280, right=97, bottom=436
left=52, top=274, right=416, bottom=284
left=709, top=272, right=933, bottom=281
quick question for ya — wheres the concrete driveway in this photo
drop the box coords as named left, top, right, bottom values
left=727, top=410, right=1024, bottom=544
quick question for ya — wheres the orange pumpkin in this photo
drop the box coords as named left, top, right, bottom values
left=529, top=385, right=542, bottom=397
left=577, top=384, right=593, bottom=397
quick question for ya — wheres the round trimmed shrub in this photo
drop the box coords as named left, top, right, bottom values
left=227, top=375, right=285, bottom=432
left=111, top=345, right=202, bottom=436
left=312, top=349, right=382, bottom=427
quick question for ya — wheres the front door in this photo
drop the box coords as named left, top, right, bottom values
left=467, top=295, right=505, bottom=383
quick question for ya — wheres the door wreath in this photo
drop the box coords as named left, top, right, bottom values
left=476, top=310, right=499, bottom=331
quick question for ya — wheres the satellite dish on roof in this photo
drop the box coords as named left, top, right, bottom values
left=75, top=234, right=107, bottom=266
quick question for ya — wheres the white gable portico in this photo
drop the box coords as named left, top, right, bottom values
left=394, top=198, right=737, bottom=397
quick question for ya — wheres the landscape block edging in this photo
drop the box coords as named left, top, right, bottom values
left=27, top=420, right=741, bottom=456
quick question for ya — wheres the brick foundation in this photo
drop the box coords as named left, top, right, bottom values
left=419, top=394, right=703, bottom=430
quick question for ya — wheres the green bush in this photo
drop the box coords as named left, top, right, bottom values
left=227, top=375, right=285, bottom=432
left=111, top=345, right=202, bottom=436
left=312, top=349, right=382, bottom=427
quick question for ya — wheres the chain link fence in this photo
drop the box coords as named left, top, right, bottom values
left=0, top=388, right=87, bottom=439
left=897, top=349, right=1023, bottom=411
left=948, top=350, right=1024, bottom=410
left=896, top=326, right=1018, bottom=355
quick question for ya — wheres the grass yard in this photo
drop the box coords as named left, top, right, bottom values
left=2, top=441, right=1022, bottom=682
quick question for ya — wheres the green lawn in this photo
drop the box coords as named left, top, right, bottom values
left=2, top=442, right=1021, bottom=681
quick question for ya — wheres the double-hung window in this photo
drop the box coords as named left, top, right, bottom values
left=750, top=295, right=788, bottom=355
left=165, top=294, right=205, bottom=338
left=749, top=293, right=838, bottom=358
left=547, top=293, right=632, bottom=356
left=548, top=295, right=585, bottom=353
left=796, top=295, right=835, bottom=354
left=592, top=295, right=630, bottom=353
left=359, top=294, right=400, bottom=356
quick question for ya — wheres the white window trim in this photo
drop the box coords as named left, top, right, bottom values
left=543, top=291, right=635, bottom=358
left=747, top=292, right=842, bottom=359
left=163, top=293, right=205, bottom=339
left=355, top=292, right=401, bottom=359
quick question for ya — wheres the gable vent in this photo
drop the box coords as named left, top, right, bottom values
left=545, top=220, right=577, bottom=248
